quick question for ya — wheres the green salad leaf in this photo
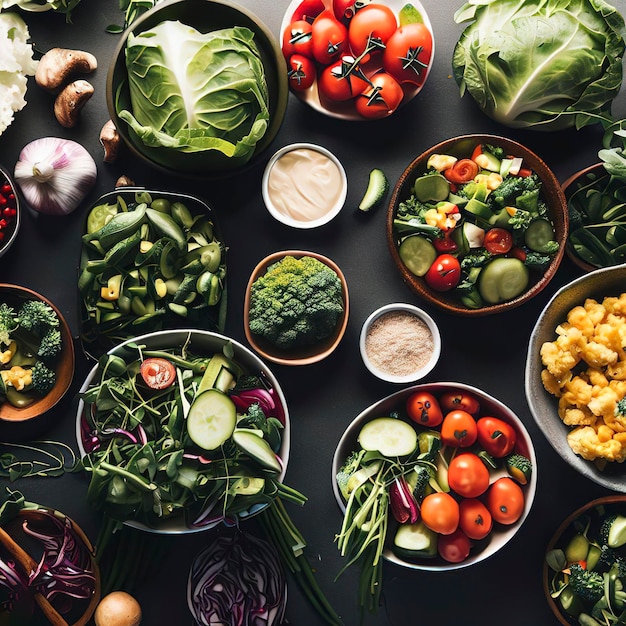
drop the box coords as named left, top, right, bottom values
left=452, top=0, right=626, bottom=130
left=118, top=20, right=270, bottom=165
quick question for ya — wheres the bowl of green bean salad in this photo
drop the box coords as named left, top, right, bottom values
left=75, top=328, right=294, bottom=534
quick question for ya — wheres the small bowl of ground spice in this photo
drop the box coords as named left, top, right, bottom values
left=360, top=303, right=441, bottom=383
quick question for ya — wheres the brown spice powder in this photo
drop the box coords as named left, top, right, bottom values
left=364, top=310, right=434, bottom=377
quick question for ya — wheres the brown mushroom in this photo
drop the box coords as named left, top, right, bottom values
left=115, top=175, right=135, bottom=188
left=35, top=47, right=97, bottom=93
left=54, top=80, right=94, bottom=128
left=94, top=591, right=142, bottom=626
left=100, top=119, right=120, bottom=163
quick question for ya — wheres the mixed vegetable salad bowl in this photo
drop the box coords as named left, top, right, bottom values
left=332, top=382, right=537, bottom=577
left=243, top=250, right=349, bottom=366
left=526, top=264, right=626, bottom=493
left=106, top=0, right=288, bottom=177
left=75, top=329, right=291, bottom=534
left=386, top=134, right=568, bottom=316
left=0, top=284, right=75, bottom=424
left=543, top=495, right=626, bottom=626
left=0, top=164, right=20, bottom=260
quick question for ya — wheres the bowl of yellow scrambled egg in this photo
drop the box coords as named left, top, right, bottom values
left=526, top=264, right=626, bottom=491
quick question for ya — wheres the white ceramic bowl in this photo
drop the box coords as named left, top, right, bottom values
left=359, top=303, right=441, bottom=383
left=262, top=143, right=347, bottom=229
left=76, top=329, right=290, bottom=534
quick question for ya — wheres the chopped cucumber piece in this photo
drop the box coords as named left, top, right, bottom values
left=187, top=389, right=236, bottom=450
left=478, top=257, right=529, bottom=304
left=358, top=417, right=417, bottom=457
left=358, top=168, right=389, bottom=212
left=413, top=173, right=450, bottom=203
left=393, top=520, right=438, bottom=559
left=398, top=235, right=437, bottom=276
left=233, top=430, right=281, bottom=473
left=524, top=218, right=556, bottom=253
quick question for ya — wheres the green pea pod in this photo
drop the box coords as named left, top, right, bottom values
left=171, top=201, right=194, bottom=228
left=91, top=203, right=148, bottom=250
left=146, top=208, right=186, bottom=251
left=208, top=274, right=222, bottom=307
left=172, top=274, right=197, bottom=304
left=104, top=230, right=143, bottom=267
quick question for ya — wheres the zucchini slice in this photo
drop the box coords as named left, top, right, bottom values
left=358, top=417, right=417, bottom=457
left=187, top=389, right=236, bottom=450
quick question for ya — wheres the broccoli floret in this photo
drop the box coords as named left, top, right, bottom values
left=17, top=300, right=59, bottom=336
left=484, top=144, right=506, bottom=160
left=568, top=562, right=605, bottom=604
left=523, top=251, right=553, bottom=271
left=248, top=256, right=345, bottom=350
left=616, top=398, right=626, bottom=418
left=492, top=174, right=541, bottom=208
left=600, top=514, right=626, bottom=548
left=396, top=194, right=430, bottom=218
left=37, top=328, right=62, bottom=360
left=0, top=303, right=16, bottom=347
left=460, top=249, right=492, bottom=270
left=508, top=208, right=533, bottom=230
left=31, top=361, right=56, bottom=395
left=336, top=449, right=367, bottom=500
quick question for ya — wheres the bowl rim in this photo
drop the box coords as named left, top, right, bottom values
left=358, top=302, right=441, bottom=383
left=331, top=381, right=538, bottom=571
left=106, top=0, right=289, bottom=178
left=261, top=142, right=347, bottom=229
left=386, top=133, right=569, bottom=317
left=0, top=164, right=20, bottom=259
left=0, top=283, right=75, bottom=423
left=243, top=250, right=350, bottom=366
left=75, top=328, right=290, bottom=534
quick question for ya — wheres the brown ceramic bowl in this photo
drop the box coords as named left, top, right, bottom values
left=562, top=162, right=611, bottom=273
left=386, top=134, right=568, bottom=316
left=0, top=284, right=74, bottom=423
left=244, top=250, right=349, bottom=366
left=543, top=495, right=626, bottom=625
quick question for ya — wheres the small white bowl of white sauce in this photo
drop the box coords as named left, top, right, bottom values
left=360, top=303, right=441, bottom=384
left=262, top=143, right=347, bottom=229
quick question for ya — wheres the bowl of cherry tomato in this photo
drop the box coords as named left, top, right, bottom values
left=386, top=134, right=568, bottom=316
left=0, top=165, right=21, bottom=259
left=280, top=0, right=434, bottom=120
left=332, top=382, right=537, bottom=573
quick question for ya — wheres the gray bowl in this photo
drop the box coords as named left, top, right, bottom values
left=525, top=264, right=626, bottom=491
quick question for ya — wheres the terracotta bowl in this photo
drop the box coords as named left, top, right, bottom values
left=0, top=164, right=21, bottom=259
left=0, top=284, right=74, bottom=423
left=244, top=250, right=349, bottom=366
left=386, top=134, right=568, bottom=316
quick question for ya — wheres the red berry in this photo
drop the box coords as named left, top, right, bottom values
left=1, top=184, right=11, bottom=195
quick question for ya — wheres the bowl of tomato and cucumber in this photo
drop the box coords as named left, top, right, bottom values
left=386, top=134, right=568, bottom=316
left=280, top=0, right=434, bottom=120
left=332, top=382, right=536, bottom=571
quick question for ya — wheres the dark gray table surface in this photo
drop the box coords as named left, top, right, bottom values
left=2, top=1, right=626, bottom=624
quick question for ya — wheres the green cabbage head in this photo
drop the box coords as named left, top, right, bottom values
left=118, top=20, right=269, bottom=165
left=452, top=0, right=626, bottom=130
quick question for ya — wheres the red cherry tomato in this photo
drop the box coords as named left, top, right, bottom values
left=443, top=158, right=480, bottom=184
left=433, top=233, right=458, bottom=253
left=440, top=410, right=478, bottom=448
left=476, top=416, right=517, bottom=458
left=382, top=22, right=433, bottom=86
left=140, top=358, right=176, bottom=390
left=486, top=477, right=525, bottom=525
left=440, top=390, right=481, bottom=416
left=290, top=0, right=325, bottom=22
left=282, top=20, right=314, bottom=59
left=348, top=3, right=397, bottom=57
left=448, top=452, right=490, bottom=498
left=311, top=10, right=348, bottom=65
left=406, top=391, right=443, bottom=427
left=420, top=492, right=459, bottom=535
left=287, top=54, right=316, bottom=91
left=317, top=56, right=370, bottom=102
left=424, top=254, right=462, bottom=292
left=459, top=498, right=493, bottom=540
left=437, top=528, right=471, bottom=563
left=483, top=228, right=514, bottom=255
left=354, top=71, right=403, bottom=119
left=332, top=0, right=357, bottom=22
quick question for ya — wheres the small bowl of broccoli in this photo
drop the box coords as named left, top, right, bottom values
left=0, top=284, right=75, bottom=426
left=243, top=250, right=349, bottom=366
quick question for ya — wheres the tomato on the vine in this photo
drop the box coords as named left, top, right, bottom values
left=448, top=452, right=490, bottom=498
left=287, top=54, right=316, bottom=91
left=282, top=20, right=314, bottom=59
left=476, top=416, right=517, bottom=458
left=348, top=3, right=398, bottom=57
left=437, top=528, right=471, bottom=563
left=311, top=10, right=348, bottom=65
left=424, top=254, right=461, bottom=292
left=317, top=56, right=370, bottom=102
left=290, top=0, right=325, bottom=22
left=354, top=71, right=403, bottom=119
left=459, top=498, right=493, bottom=540
left=420, top=492, right=459, bottom=535
left=484, top=227, right=514, bottom=254
left=440, top=390, right=481, bottom=416
left=440, top=410, right=478, bottom=448
left=382, top=22, right=433, bottom=86
left=406, top=391, right=443, bottom=427
left=486, top=477, right=525, bottom=525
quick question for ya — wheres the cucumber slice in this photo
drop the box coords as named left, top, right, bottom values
left=478, top=257, right=529, bottom=304
left=187, top=389, right=236, bottom=450
left=398, top=235, right=437, bottom=277
left=393, top=520, right=438, bottom=559
left=358, top=168, right=389, bottom=212
left=524, top=218, right=556, bottom=253
left=233, top=430, right=281, bottom=473
left=358, top=417, right=417, bottom=457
